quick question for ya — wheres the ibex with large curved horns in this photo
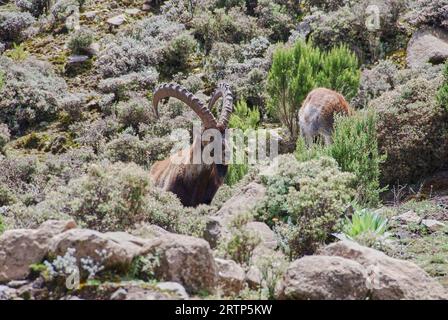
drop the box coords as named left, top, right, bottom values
left=149, top=82, right=234, bottom=207
left=299, top=88, right=352, bottom=145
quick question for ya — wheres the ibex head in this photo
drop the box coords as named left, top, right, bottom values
left=152, top=82, right=234, bottom=163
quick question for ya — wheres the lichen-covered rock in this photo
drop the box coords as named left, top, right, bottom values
left=215, top=258, right=246, bottom=296
left=319, top=241, right=448, bottom=300
left=48, top=229, right=150, bottom=272
left=275, top=255, right=369, bottom=300
left=407, top=27, right=448, bottom=69
left=245, top=266, right=262, bottom=290
left=140, top=233, right=217, bottom=294
left=204, top=182, right=266, bottom=248
left=0, top=220, right=76, bottom=283
left=244, top=222, right=277, bottom=250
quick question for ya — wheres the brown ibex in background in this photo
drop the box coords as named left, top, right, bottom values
left=298, top=88, right=352, bottom=145
left=149, top=83, right=234, bottom=207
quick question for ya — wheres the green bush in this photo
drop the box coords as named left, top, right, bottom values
left=0, top=214, right=4, bottom=235
left=226, top=100, right=261, bottom=186
left=370, top=76, right=448, bottom=185
left=29, top=162, right=207, bottom=235
left=267, top=41, right=360, bottom=138
left=218, top=212, right=261, bottom=265
left=67, top=28, right=94, bottom=55
left=296, top=109, right=386, bottom=207
left=437, top=61, right=448, bottom=111
left=161, top=33, right=197, bottom=77
left=257, top=155, right=355, bottom=258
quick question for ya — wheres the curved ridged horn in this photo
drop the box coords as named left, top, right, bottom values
left=208, top=82, right=234, bottom=130
left=153, top=83, right=218, bottom=129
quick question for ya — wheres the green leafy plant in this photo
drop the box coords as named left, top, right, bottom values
left=342, top=209, right=388, bottom=238
left=6, top=43, right=29, bottom=61
left=219, top=212, right=261, bottom=265
left=437, top=61, right=448, bottom=111
left=267, top=40, right=360, bottom=138
left=0, top=70, right=4, bottom=91
left=225, top=100, right=260, bottom=186
left=0, top=215, right=5, bottom=235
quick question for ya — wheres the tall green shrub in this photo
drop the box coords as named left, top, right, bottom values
left=437, top=61, right=448, bottom=111
left=295, top=109, right=386, bottom=207
left=267, top=41, right=360, bottom=139
left=226, top=100, right=260, bottom=185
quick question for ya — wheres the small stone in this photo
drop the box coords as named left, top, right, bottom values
left=245, top=266, right=262, bottom=290
left=394, top=210, right=422, bottom=224
left=142, top=4, right=151, bottom=11
left=67, top=55, right=89, bottom=64
left=6, top=280, right=29, bottom=289
left=156, top=282, right=189, bottom=300
left=110, top=288, right=128, bottom=300
left=86, top=42, right=100, bottom=57
left=83, top=11, right=98, bottom=20
left=215, top=259, right=246, bottom=296
left=107, top=14, right=126, bottom=26
left=422, top=219, right=446, bottom=233
left=125, top=8, right=141, bottom=15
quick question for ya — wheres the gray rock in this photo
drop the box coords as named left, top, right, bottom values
left=407, top=27, right=448, bottom=69
left=67, top=55, right=89, bottom=64
left=245, top=266, right=262, bottom=290
left=215, top=259, right=246, bottom=296
left=0, top=285, right=17, bottom=300
left=319, top=241, right=448, bottom=300
left=110, top=288, right=128, bottom=300
left=276, top=255, right=369, bottom=300
left=156, top=282, right=189, bottom=300
left=83, top=11, right=98, bottom=20
left=0, top=220, right=76, bottom=283
left=125, top=8, right=141, bottom=15
left=141, top=233, right=217, bottom=294
left=49, top=229, right=150, bottom=272
left=244, top=222, right=277, bottom=250
left=6, top=280, right=29, bottom=289
left=204, top=182, right=266, bottom=248
left=422, top=219, right=446, bottom=233
left=107, top=14, right=126, bottom=26
left=394, top=210, right=422, bottom=224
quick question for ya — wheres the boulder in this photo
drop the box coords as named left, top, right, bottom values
left=215, top=259, right=246, bottom=296
left=0, top=220, right=76, bottom=283
left=107, top=14, right=126, bottom=26
left=111, top=286, right=172, bottom=300
left=244, top=222, right=277, bottom=250
left=245, top=266, right=262, bottom=290
left=422, top=219, right=446, bottom=233
left=140, top=233, right=217, bottom=294
left=48, top=229, right=150, bottom=272
left=276, top=255, right=369, bottom=300
left=407, top=27, right=448, bottom=69
left=204, top=182, right=266, bottom=248
left=393, top=210, right=422, bottom=224
left=156, top=282, right=189, bottom=300
left=319, top=241, right=448, bottom=300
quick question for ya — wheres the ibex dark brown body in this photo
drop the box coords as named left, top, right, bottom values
left=149, top=83, right=234, bottom=207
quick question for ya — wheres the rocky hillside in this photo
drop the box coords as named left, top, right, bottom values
left=1, top=0, right=448, bottom=300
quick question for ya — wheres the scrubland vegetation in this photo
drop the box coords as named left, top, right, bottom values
left=1, top=0, right=448, bottom=300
